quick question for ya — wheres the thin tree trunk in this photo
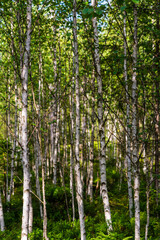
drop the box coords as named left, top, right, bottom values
left=87, top=72, right=95, bottom=201
left=21, top=1, right=32, bottom=239
left=6, top=89, right=9, bottom=202
left=73, top=0, right=86, bottom=238
left=91, top=0, right=112, bottom=231
left=124, top=10, right=133, bottom=219
left=154, top=0, right=160, bottom=210
left=44, top=133, right=49, bottom=179
left=81, top=81, right=87, bottom=189
left=53, top=104, right=59, bottom=185
left=29, top=183, right=33, bottom=234
left=35, top=135, right=43, bottom=218
left=88, top=109, right=94, bottom=202
left=69, top=86, right=75, bottom=221
left=145, top=157, right=150, bottom=240
left=132, top=5, right=140, bottom=240
left=38, top=133, right=48, bottom=240
left=17, top=0, right=23, bottom=164
left=52, top=24, right=59, bottom=185
left=31, top=79, right=43, bottom=219
left=0, top=191, right=5, bottom=231
left=8, top=79, right=18, bottom=202
left=8, top=19, right=19, bottom=202
left=6, top=73, right=11, bottom=202
left=69, top=66, right=76, bottom=220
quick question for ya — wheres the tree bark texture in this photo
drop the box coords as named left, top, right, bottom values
left=21, top=1, right=32, bottom=239
left=0, top=191, right=5, bottom=231
left=132, top=5, right=140, bottom=240
left=124, top=10, right=133, bottom=219
left=91, top=0, right=112, bottom=231
left=73, top=0, right=86, bottom=239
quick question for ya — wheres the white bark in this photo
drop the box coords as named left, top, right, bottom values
left=145, top=186, right=149, bottom=240
left=53, top=104, right=59, bottom=185
left=7, top=20, right=17, bottom=202
left=132, top=5, right=140, bottom=240
left=145, top=153, right=150, bottom=240
left=87, top=74, right=95, bottom=201
left=49, top=109, right=55, bottom=175
left=21, top=1, right=32, bottom=239
left=29, top=183, right=33, bottom=234
left=35, top=136, right=43, bottom=218
left=6, top=85, right=9, bottom=202
left=8, top=75, right=18, bottom=202
left=88, top=112, right=94, bottom=201
left=0, top=191, right=5, bottom=231
left=69, top=86, right=75, bottom=221
left=38, top=134, right=49, bottom=240
left=143, top=118, right=149, bottom=240
left=6, top=74, right=11, bottom=201
left=91, top=0, right=112, bottom=231
left=17, top=2, right=23, bottom=163
left=31, top=80, right=43, bottom=219
left=69, top=53, right=76, bottom=220
left=73, top=1, right=86, bottom=239
left=81, top=83, right=87, bottom=189
left=124, top=10, right=133, bottom=219
left=52, top=24, right=59, bottom=185
left=44, top=133, right=49, bottom=179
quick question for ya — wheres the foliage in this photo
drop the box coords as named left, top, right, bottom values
left=0, top=0, right=160, bottom=239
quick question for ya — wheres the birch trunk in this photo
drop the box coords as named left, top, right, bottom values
left=132, top=5, right=140, bottom=240
left=124, top=10, right=133, bottom=218
left=6, top=73, right=11, bottom=201
left=17, top=0, right=23, bottom=164
left=69, top=85, right=75, bottom=221
left=7, top=20, right=18, bottom=202
left=8, top=78, right=18, bottom=202
left=69, top=70, right=75, bottom=221
left=6, top=83, right=9, bottom=202
left=87, top=73, right=95, bottom=201
left=38, top=133, right=48, bottom=240
left=35, top=136, right=43, bottom=218
left=91, top=0, right=112, bottom=231
left=21, top=1, right=32, bottom=239
left=145, top=151, right=150, bottom=240
left=29, top=183, right=33, bottom=234
left=154, top=0, right=160, bottom=209
left=31, top=83, right=43, bottom=219
left=81, top=81, right=87, bottom=189
left=44, top=133, right=49, bottom=179
left=53, top=105, right=59, bottom=185
left=0, top=191, right=5, bottom=231
left=50, top=109, right=55, bottom=176
left=88, top=108, right=94, bottom=202
left=73, top=0, right=86, bottom=238
left=52, top=24, right=59, bottom=185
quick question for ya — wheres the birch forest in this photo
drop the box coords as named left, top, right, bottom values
left=0, top=0, right=160, bottom=239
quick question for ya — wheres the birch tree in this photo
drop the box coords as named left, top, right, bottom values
left=132, top=4, right=140, bottom=240
left=91, top=0, right=112, bottom=231
left=124, top=9, right=133, bottom=218
left=73, top=0, right=86, bottom=239
left=21, top=0, right=32, bottom=239
left=0, top=191, right=5, bottom=232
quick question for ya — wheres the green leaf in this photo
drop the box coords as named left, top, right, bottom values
left=82, top=7, right=94, bottom=18
left=132, top=0, right=139, bottom=4
left=123, top=237, right=133, bottom=240
left=82, top=8, right=90, bottom=15
left=95, top=9, right=103, bottom=16
left=48, top=120, right=56, bottom=125
left=120, top=6, right=126, bottom=11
